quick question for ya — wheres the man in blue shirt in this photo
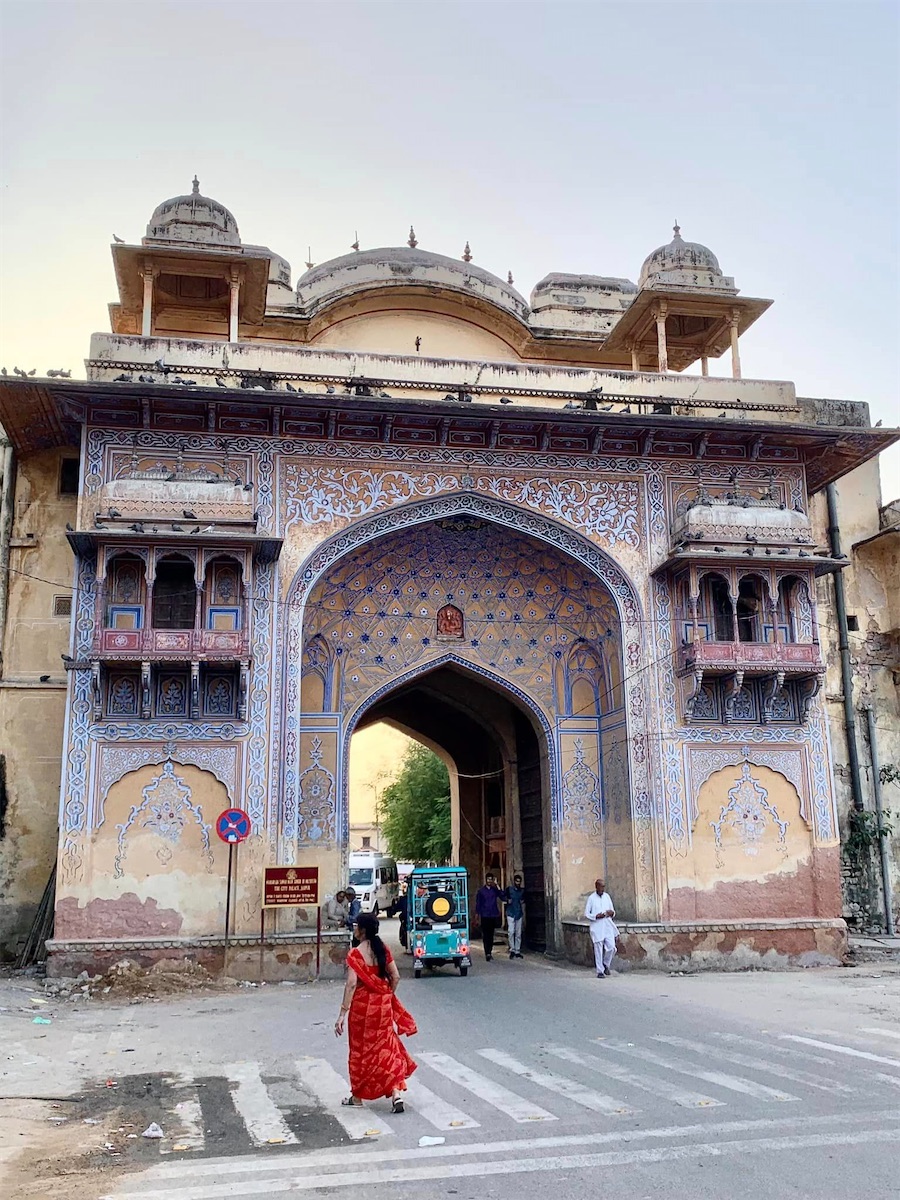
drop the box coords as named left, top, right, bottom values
left=504, top=873, right=526, bottom=958
left=345, top=887, right=361, bottom=946
left=474, top=873, right=504, bottom=961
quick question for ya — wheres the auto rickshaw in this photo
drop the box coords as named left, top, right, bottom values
left=408, top=866, right=472, bottom=978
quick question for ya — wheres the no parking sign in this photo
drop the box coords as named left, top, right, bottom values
left=216, top=808, right=251, bottom=844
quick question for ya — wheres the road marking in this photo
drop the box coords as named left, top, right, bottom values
left=403, top=1077, right=480, bottom=1130
left=225, top=1062, right=298, bottom=1146
left=653, top=1034, right=851, bottom=1093
left=118, top=1108, right=900, bottom=1182
left=712, top=1032, right=858, bottom=1069
left=876, top=1073, right=900, bottom=1091
left=100, top=1127, right=900, bottom=1197
left=420, top=1052, right=556, bottom=1123
left=547, top=1045, right=723, bottom=1108
left=596, top=1040, right=797, bottom=1101
left=780, top=1035, right=900, bottom=1069
left=478, top=1048, right=636, bottom=1115
left=294, top=1057, right=394, bottom=1140
left=861, top=1027, right=900, bottom=1043
left=160, top=1071, right=205, bottom=1154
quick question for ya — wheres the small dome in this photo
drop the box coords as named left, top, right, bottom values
left=145, top=177, right=240, bottom=248
left=639, top=224, right=724, bottom=288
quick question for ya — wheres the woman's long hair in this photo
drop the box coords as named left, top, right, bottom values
left=355, top=912, right=388, bottom=978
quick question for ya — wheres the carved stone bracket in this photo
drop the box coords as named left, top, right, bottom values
left=761, top=670, right=785, bottom=722
left=723, top=671, right=745, bottom=723
left=140, top=661, right=151, bottom=720
left=91, top=662, right=102, bottom=722
left=190, top=662, right=200, bottom=720
left=798, top=675, right=821, bottom=723
left=238, top=662, right=249, bottom=721
left=684, top=667, right=705, bottom=721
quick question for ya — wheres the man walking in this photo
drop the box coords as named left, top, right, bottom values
left=474, top=872, right=504, bottom=961
left=503, top=873, right=526, bottom=958
left=584, top=877, right=617, bottom=978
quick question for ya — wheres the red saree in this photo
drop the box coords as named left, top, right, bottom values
left=346, top=947, right=418, bottom=1100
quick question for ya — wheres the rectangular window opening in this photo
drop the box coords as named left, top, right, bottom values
left=59, top=458, right=80, bottom=496
left=52, top=594, right=72, bottom=618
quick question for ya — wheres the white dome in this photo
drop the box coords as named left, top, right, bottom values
left=145, top=178, right=241, bottom=248
left=639, top=224, right=730, bottom=289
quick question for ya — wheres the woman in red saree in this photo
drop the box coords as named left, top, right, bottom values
left=334, top=912, right=417, bottom=1112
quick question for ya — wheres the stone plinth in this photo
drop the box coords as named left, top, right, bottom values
left=563, top=918, right=847, bottom=972
left=45, top=931, right=351, bottom=981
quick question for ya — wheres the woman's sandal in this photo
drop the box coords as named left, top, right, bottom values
left=391, top=1096, right=405, bottom=1114
left=341, top=1096, right=363, bottom=1107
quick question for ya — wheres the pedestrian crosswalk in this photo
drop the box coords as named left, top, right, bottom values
left=91, top=1024, right=900, bottom=1173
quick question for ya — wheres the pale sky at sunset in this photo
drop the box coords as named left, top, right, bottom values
left=1, top=0, right=898, bottom=494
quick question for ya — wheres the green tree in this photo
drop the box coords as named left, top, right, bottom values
left=381, top=742, right=451, bottom=862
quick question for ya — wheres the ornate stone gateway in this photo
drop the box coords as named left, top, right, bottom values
left=1, top=179, right=891, bottom=971
left=288, top=503, right=647, bottom=951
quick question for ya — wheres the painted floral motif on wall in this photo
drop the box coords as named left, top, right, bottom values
left=562, top=738, right=602, bottom=835
left=710, top=763, right=789, bottom=867
left=297, top=738, right=337, bottom=844
left=283, top=465, right=641, bottom=548
left=114, top=761, right=215, bottom=876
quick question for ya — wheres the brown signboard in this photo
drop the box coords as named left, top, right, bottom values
left=263, top=866, right=319, bottom=907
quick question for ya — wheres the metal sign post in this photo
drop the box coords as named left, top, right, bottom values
left=215, top=808, right=251, bottom=973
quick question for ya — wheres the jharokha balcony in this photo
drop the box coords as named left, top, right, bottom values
left=98, top=627, right=249, bottom=660
left=678, top=639, right=823, bottom=676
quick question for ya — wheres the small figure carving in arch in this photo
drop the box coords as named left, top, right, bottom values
left=436, top=604, right=464, bottom=638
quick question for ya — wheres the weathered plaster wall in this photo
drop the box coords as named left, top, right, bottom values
left=666, top=763, right=838, bottom=921
left=55, top=761, right=231, bottom=940
left=812, top=463, right=900, bottom=930
left=0, top=449, right=75, bottom=955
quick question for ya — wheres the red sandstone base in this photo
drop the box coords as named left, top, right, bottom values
left=563, top=918, right=847, bottom=971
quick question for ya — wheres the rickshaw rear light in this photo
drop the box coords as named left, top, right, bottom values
left=414, top=946, right=424, bottom=957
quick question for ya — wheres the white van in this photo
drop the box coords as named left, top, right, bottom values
left=348, top=852, right=400, bottom=916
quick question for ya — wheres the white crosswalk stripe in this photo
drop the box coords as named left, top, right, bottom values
left=226, top=1062, right=299, bottom=1146
left=403, top=1076, right=480, bottom=1129
left=712, top=1031, right=858, bottom=1069
left=478, top=1047, right=636, bottom=1115
left=160, top=1071, right=206, bottom=1154
left=420, top=1051, right=556, bottom=1122
left=594, top=1039, right=798, bottom=1101
left=547, top=1045, right=724, bottom=1108
left=780, top=1035, right=900, bottom=1069
left=861, top=1027, right=900, bottom=1043
left=653, top=1034, right=853, bottom=1093
left=295, top=1057, right=395, bottom=1139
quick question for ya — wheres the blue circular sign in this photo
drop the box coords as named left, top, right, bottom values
left=216, top=808, right=251, bottom=844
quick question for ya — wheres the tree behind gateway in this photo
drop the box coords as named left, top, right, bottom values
left=381, top=743, right=451, bottom=863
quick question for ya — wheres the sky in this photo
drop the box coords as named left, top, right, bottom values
left=1, top=0, right=898, bottom=495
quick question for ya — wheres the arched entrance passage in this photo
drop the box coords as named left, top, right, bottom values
left=284, top=494, right=656, bottom=951
left=352, top=660, right=553, bottom=950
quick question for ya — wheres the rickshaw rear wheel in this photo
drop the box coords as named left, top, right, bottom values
left=459, top=966, right=468, bottom=977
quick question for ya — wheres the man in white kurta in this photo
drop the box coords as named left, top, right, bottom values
left=584, top=878, right=617, bottom=977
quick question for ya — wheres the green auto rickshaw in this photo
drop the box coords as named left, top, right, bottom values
left=408, top=866, right=472, bottom=978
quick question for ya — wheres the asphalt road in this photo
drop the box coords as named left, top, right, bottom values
left=3, top=922, right=899, bottom=1199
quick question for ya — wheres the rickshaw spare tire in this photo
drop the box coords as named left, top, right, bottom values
left=425, top=891, right=456, bottom=922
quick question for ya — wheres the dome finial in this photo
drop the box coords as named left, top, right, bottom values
left=508, top=270, right=514, bottom=286
left=462, top=241, right=472, bottom=263
left=673, top=220, right=681, bottom=239
left=408, top=225, right=418, bottom=249
left=192, top=176, right=200, bottom=195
